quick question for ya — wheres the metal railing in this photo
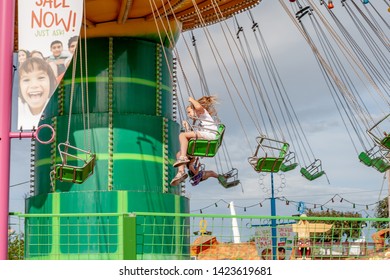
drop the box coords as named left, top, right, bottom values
left=8, top=212, right=390, bottom=260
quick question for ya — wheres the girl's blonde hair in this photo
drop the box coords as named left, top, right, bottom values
left=197, top=95, right=218, bottom=116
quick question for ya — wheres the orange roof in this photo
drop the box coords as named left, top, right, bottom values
left=14, top=0, right=262, bottom=48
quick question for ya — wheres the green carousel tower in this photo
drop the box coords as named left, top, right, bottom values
left=24, top=0, right=260, bottom=260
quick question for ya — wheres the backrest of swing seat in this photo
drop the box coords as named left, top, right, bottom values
left=224, top=168, right=237, bottom=178
left=358, top=152, right=372, bottom=167
left=278, top=143, right=289, bottom=158
left=248, top=156, right=259, bottom=169
left=187, top=124, right=225, bottom=157
left=254, top=157, right=284, bottom=173
left=55, top=155, right=96, bottom=184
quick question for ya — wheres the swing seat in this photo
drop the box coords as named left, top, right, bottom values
left=54, top=143, right=96, bottom=184
left=55, top=154, right=96, bottom=184
left=222, top=180, right=240, bottom=189
left=250, top=156, right=285, bottom=173
left=358, top=152, right=373, bottom=167
left=219, top=168, right=240, bottom=188
left=300, top=167, right=325, bottom=181
left=371, top=157, right=390, bottom=173
left=249, top=142, right=289, bottom=173
left=359, top=145, right=390, bottom=173
left=280, top=151, right=298, bottom=172
left=300, top=159, right=326, bottom=181
left=187, top=124, right=225, bottom=157
left=280, top=162, right=299, bottom=172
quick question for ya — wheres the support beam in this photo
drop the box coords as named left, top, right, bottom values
left=117, top=0, right=133, bottom=24
left=0, top=0, right=15, bottom=260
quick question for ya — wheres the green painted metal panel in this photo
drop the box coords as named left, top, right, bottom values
left=113, top=38, right=158, bottom=115
left=123, top=214, right=137, bottom=260
left=113, top=115, right=163, bottom=191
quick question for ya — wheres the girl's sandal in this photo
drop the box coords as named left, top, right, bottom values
left=170, top=172, right=188, bottom=186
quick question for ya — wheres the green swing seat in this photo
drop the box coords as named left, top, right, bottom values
left=300, top=167, right=325, bottom=181
left=55, top=154, right=96, bottom=184
left=280, top=162, right=298, bottom=172
left=251, top=156, right=285, bottom=173
left=358, top=151, right=373, bottom=167
left=371, top=157, right=390, bottom=173
left=187, top=124, right=225, bottom=157
left=249, top=136, right=289, bottom=173
left=300, top=159, right=326, bottom=181
left=359, top=152, right=390, bottom=173
left=358, top=146, right=390, bottom=173
left=222, top=180, right=240, bottom=188
left=219, top=168, right=240, bottom=189
left=54, top=143, right=96, bottom=184
left=280, top=151, right=298, bottom=172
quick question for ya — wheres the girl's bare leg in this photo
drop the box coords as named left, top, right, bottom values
left=179, top=131, right=197, bottom=157
left=202, top=170, right=218, bottom=181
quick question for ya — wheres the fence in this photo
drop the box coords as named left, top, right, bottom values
left=8, top=212, right=390, bottom=260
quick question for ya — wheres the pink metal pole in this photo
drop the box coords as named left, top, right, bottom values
left=0, top=0, right=15, bottom=260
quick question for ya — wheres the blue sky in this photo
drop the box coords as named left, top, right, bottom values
left=9, top=0, right=389, bottom=220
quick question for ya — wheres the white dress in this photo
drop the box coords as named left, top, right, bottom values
left=195, top=110, right=218, bottom=140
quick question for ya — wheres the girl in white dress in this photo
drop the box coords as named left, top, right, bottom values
left=171, top=96, right=218, bottom=185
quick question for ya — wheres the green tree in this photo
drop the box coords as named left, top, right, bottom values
left=8, top=231, right=24, bottom=260
left=306, top=209, right=363, bottom=242
left=373, top=197, right=389, bottom=230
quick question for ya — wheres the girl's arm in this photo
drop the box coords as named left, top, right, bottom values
left=182, top=120, right=191, bottom=132
left=189, top=96, right=205, bottom=115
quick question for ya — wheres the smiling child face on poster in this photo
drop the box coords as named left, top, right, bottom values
left=19, top=57, right=57, bottom=115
